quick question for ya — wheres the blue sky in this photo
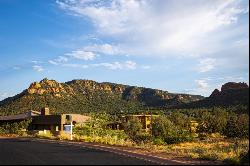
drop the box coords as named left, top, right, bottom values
left=0, top=0, right=249, bottom=100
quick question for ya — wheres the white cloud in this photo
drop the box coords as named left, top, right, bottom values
left=48, top=60, right=59, bottom=65
left=92, top=61, right=137, bottom=70
left=197, top=58, right=217, bottom=72
left=62, top=63, right=89, bottom=68
left=84, top=43, right=124, bottom=55
left=0, top=92, right=14, bottom=101
left=31, top=60, right=43, bottom=64
left=195, top=79, right=209, bottom=89
left=66, top=50, right=96, bottom=60
left=56, top=0, right=248, bottom=57
left=141, top=65, right=151, bottom=70
left=185, top=79, right=214, bottom=96
left=57, top=56, right=68, bottom=62
left=32, top=65, right=44, bottom=72
left=13, top=66, right=21, bottom=70
left=48, top=56, right=68, bottom=65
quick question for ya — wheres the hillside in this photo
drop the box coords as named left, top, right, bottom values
left=173, top=82, right=249, bottom=109
left=0, top=78, right=203, bottom=115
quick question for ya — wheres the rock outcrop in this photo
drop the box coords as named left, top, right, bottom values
left=175, top=82, right=249, bottom=109
left=0, top=78, right=205, bottom=115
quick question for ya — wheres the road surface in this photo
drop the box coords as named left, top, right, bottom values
left=0, top=138, right=156, bottom=165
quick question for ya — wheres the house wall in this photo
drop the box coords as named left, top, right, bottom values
left=31, top=115, right=62, bottom=131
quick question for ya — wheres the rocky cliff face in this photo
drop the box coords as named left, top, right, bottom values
left=0, top=78, right=204, bottom=115
left=208, top=82, right=249, bottom=106
left=175, top=82, right=249, bottom=109
left=221, top=82, right=249, bottom=91
left=26, top=78, right=75, bottom=97
left=25, top=78, right=203, bottom=105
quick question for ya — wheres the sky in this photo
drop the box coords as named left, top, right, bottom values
left=0, top=0, right=249, bottom=100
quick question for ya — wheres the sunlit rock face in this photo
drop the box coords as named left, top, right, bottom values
left=0, top=78, right=205, bottom=115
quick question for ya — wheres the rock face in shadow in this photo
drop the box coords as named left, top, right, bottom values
left=173, top=82, right=249, bottom=109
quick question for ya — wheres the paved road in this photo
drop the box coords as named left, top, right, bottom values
left=0, top=138, right=155, bottom=165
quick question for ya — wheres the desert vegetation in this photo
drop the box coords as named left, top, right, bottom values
left=71, top=106, right=249, bottom=164
left=0, top=105, right=249, bottom=164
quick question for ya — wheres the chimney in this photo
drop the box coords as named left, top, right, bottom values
left=41, top=107, right=50, bottom=116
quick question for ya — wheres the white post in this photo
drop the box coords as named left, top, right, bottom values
left=70, top=121, right=73, bottom=141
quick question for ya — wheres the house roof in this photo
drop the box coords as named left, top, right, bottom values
left=0, top=110, right=40, bottom=121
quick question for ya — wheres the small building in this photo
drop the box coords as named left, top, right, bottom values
left=0, top=107, right=90, bottom=134
left=107, top=114, right=159, bottom=131
left=30, top=108, right=90, bottom=134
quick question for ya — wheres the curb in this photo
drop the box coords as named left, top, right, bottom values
left=24, top=137, right=197, bottom=165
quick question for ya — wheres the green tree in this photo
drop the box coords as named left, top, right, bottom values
left=152, top=116, right=176, bottom=139
left=168, top=112, right=190, bottom=130
left=124, top=118, right=142, bottom=139
left=85, top=112, right=111, bottom=129
left=224, top=114, right=249, bottom=138
left=197, top=108, right=228, bottom=134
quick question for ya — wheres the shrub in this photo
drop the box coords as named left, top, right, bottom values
left=240, top=151, right=249, bottom=165
left=224, top=114, right=249, bottom=139
left=153, top=138, right=165, bottom=145
left=164, top=129, right=194, bottom=144
left=133, top=133, right=153, bottom=144
left=124, top=118, right=142, bottom=139
left=0, top=119, right=31, bottom=134
left=58, top=132, right=71, bottom=140
left=152, top=116, right=195, bottom=144
left=35, top=131, right=53, bottom=139
left=197, top=109, right=228, bottom=135
left=223, top=158, right=240, bottom=165
left=168, top=112, right=190, bottom=130
left=152, top=116, right=176, bottom=139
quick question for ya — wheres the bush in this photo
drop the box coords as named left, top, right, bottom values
left=153, top=138, right=165, bottom=145
left=133, top=133, right=152, bottom=144
left=197, top=109, right=228, bottom=134
left=164, top=129, right=194, bottom=144
left=124, top=118, right=142, bottom=139
left=168, top=112, right=190, bottom=130
left=223, top=158, right=240, bottom=165
left=240, top=151, right=249, bottom=165
left=73, top=125, right=130, bottom=145
left=0, top=119, right=31, bottom=134
left=224, top=114, right=249, bottom=139
left=152, top=116, right=176, bottom=139
left=35, top=131, right=54, bottom=139
left=152, top=116, right=195, bottom=144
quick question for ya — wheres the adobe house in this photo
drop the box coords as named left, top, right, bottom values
left=30, top=107, right=90, bottom=134
left=0, top=107, right=90, bottom=134
left=107, top=114, right=159, bottom=131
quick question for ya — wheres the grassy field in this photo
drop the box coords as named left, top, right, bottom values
left=162, top=138, right=248, bottom=163
left=63, top=129, right=250, bottom=164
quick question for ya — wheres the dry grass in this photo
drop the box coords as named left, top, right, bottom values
left=73, top=134, right=134, bottom=146
left=162, top=138, right=249, bottom=162
left=35, top=131, right=55, bottom=139
left=33, top=129, right=248, bottom=163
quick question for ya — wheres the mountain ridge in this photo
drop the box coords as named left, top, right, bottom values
left=172, top=82, right=249, bottom=109
left=0, top=78, right=203, bottom=115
